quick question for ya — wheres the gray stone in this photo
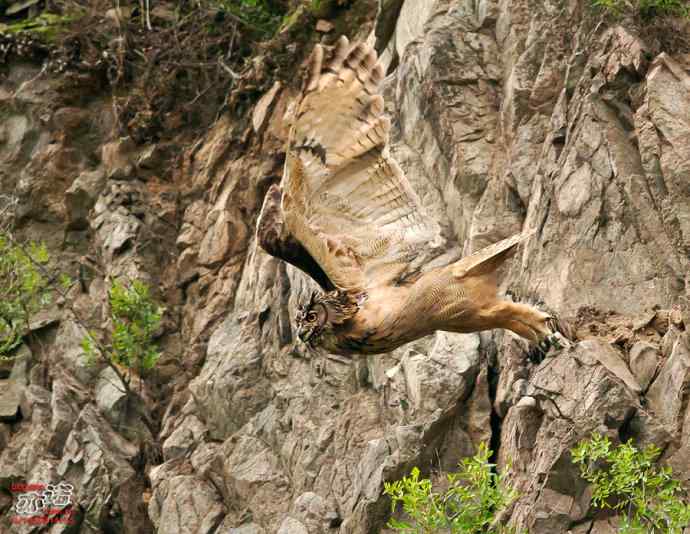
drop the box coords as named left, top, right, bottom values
left=226, top=524, right=266, bottom=534
left=198, top=204, right=235, bottom=266
left=569, top=523, right=593, bottom=534
left=162, top=414, right=207, bottom=461
left=54, top=320, right=101, bottom=384
left=27, top=307, right=61, bottom=332
left=0, top=379, right=21, bottom=421
left=18, top=383, right=49, bottom=421
left=252, top=82, right=282, bottom=134
left=590, top=517, right=620, bottom=533
left=647, top=334, right=690, bottom=434
left=629, top=341, right=659, bottom=391
left=0, top=344, right=30, bottom=422
left=48, top=374, right=87, bottom=456
left=516, top=395, right=537, bottom=409
left=101, top=137, right=136, bottom=180
left=276, top=517, right=309, bottom=534
left=223, top=436, right=290, bottom=526
left=578, top=340, right=642, bottom=394
left=149, top=461, right=226, bottom=534
left=54, top=404, right=142, bottom=530
left=137, top=143, right=164, bottom=170
left=400, top=331, right=480, bottom=415
left=0, top=423, right=9, bottom=450
left=494, top=338, right=530, bottom=417
left=502, top=340, right=642, bottom=530
left=101, top=210, right=141, bottom=258
left=188, top=317, right=273, bottom=440
left=392, top=0, right=437, bottom=63
left=64, top=168, right=106, bottom=229
left=291, top=492, right=331, bottom=532
left=95, top=366, right=128, bottom=424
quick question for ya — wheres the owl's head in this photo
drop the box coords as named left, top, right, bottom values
left=295, top=290, right=360, bottom=346
left=295, top=291, right=329, bottom=345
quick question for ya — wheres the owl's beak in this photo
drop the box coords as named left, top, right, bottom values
left=297, top=325, right=312, bottom=344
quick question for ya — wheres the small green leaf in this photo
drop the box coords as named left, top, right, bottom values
left=384, top=443, right=519, bottom=533
left=572, top=434, right=690, bottom=533
left=59, top=273, right=73, bottom=290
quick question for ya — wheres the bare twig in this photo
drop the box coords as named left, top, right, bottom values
left=144, top=0, right=153, bottom=31
left=218, top=57, right=240, bottom=79
left=11, top=63, right=48, bottom=100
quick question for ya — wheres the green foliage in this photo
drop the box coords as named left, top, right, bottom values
left=307, top=0, right=342, bottom=18
left=108, top=279, right=163, bottom=370
left=384, top=443, right=520, bottom=534
left=572, top=433, right=690, bottom=533
left=80, top=330, right=99, bottom=366
left=0, top=233, right=51, bottom=358
left=107, top=279, right=163, bottom=370
left=590, top=0, right=689, bottom=19
left=207, top=0, right=284, bottom=35
left=82, top=279, right=163, bottom=394
left=0, top=12, right=76, bottom=40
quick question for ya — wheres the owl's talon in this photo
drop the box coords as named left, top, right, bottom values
left=529, top=332, right=571, bottom=364
left=551, top=332, right=572, bottom=350
left=527, top=345, right=546, bottom=364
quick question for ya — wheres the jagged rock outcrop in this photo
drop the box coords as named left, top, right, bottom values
left=1, top=0, right=689, bottom=533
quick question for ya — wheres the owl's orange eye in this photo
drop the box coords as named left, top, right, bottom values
left=307, top=312, right=317, bottom=321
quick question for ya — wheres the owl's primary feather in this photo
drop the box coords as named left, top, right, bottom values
left=281, top=36, right=443, bottom=294
left=257, top=37, right=568, bottom=356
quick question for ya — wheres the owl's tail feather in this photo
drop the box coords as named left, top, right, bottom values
left=452, top=228, right=537, bottom=281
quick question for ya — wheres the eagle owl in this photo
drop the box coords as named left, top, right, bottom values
left=257, top=36, right=564, bottom=356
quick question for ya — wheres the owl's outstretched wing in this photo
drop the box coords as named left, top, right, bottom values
left=279, top=36, right=442, bottom=294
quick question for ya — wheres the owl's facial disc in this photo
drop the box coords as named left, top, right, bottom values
left=296, top=301, right=328, bottom=345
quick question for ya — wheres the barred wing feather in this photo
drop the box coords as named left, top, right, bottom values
left=282, top=36, right=442, bottom=294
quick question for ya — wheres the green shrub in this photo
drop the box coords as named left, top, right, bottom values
left=0, top=233, right=56, bottom=358
left=207, top=0, right=284, bottom=35
left=591, top=0, right=689, bottom=19
left=82, top=279, right=164, bottom=395
left=384, top=443, right=520, bottom=534
left=572, top=433, right=690, bottom=533
left=0, top=12, right=75, bottom=38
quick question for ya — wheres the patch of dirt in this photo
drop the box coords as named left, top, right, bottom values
left=573, top=305, right=684, bottom=359
left=1, top=0, right=378, bottom=148
left=639, top=14, right=690, bottom=54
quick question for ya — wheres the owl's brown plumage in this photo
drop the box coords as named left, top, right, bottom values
left=257, top=36, right=565, bottom=356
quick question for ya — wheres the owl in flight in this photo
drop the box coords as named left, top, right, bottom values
left=257, top=36, right=565, bottom=356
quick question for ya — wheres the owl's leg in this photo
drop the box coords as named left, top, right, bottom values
left=494, top=305, right=569, bottom=364
left=490, top=301, right=553, bottom=340
left=502, top=318, right=541, bottom=342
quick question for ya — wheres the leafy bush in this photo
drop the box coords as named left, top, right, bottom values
left=0, top=12, right=75, bottom=39
left=0, top=233, right=55, bottom=358
left=572, top=433, right=690, bottom=533
left=384, top=443, right=519, bottom=534
left=591, top=0, right=689, bottom=19
left=82, top=279, right=164, bottom=396
left=207, top=0, right=284, bottom=35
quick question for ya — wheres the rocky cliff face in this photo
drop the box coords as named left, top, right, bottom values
left=1, top=1, right=689, bottom=533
